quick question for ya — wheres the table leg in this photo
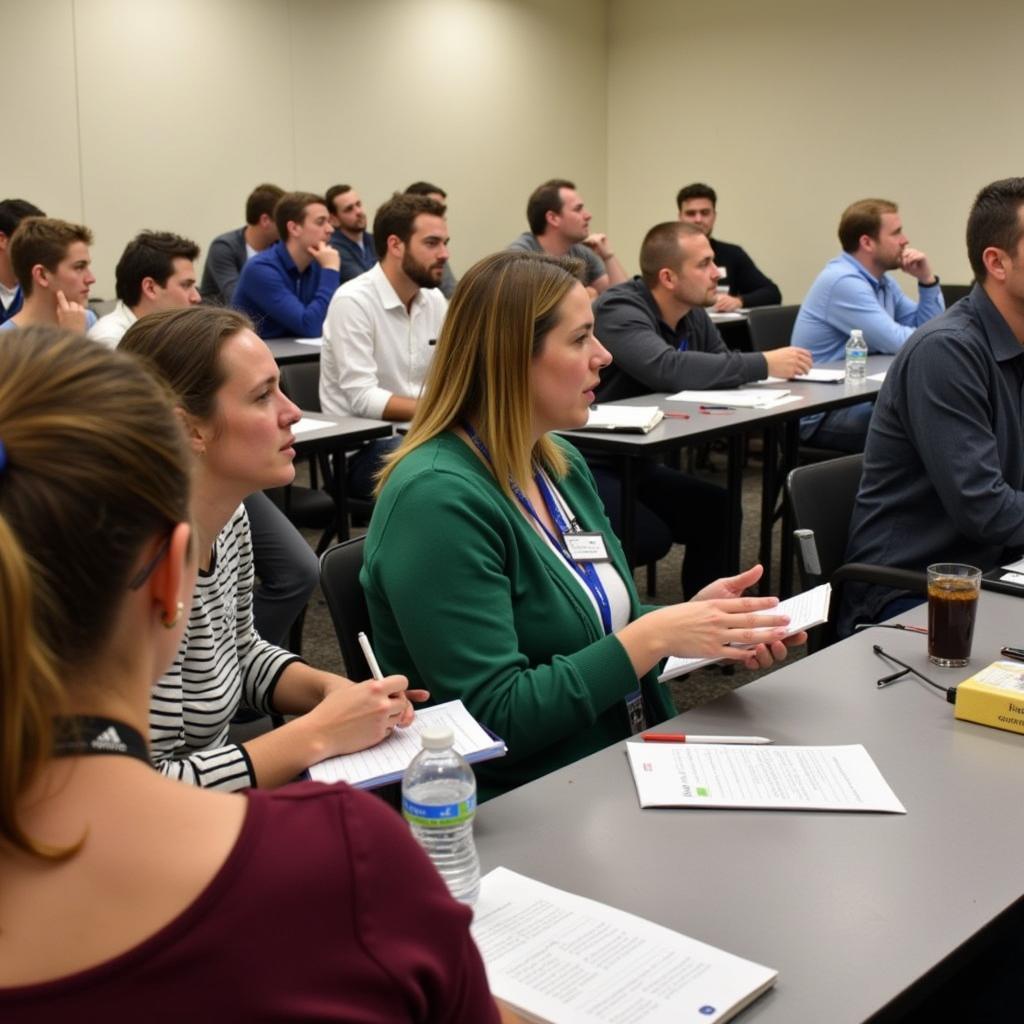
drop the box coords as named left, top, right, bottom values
left=726, top=435, right=743, bottom=575
left=759, top=423, right=779, bottom=594
left=779, top=421, right=800, bottom=596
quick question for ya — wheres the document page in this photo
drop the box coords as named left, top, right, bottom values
left=292, top=416, right=338, bottom=435
left=308, top=700, right=503, bottom=787
left=666, top=388, right=794, bottom=408
left=659, top=584, right=830, bottom=682
left=626, top=742, right=905, bottom=813
left=473, top=867, right=777, bottom=1024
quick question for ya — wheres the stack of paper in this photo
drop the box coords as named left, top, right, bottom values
left=667, top=388, right=800, bottom=409
left=473, top=867, right=778, bottom=1023
left=658, top=584, right=830, bottom=682
left=625, top=742, right=906, bottom=813
left=307, top=699, right=505, bottom=788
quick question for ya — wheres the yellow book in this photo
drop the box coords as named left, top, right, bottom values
left=953, top=661, right=1024, bottom=735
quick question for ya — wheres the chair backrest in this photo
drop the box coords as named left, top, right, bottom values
left=746, top=304, right=800, bottom=352
left=940, top=283, right=971, bottom=307
left=786, top=453, right=863, bottom=585
left=280, top=361, right=322, bottom=413
left=319, top=537, right=372, bottom=679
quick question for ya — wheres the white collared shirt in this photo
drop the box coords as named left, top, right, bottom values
left=87, top=300, right=137, bottom=348
left=319, top=263, right=447, bottom=420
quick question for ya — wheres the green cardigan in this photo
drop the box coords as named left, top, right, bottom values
left=361, top=432, right=674, bottom=801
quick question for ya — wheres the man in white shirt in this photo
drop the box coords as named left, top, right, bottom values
left=89, top=231, right=201, bottom=346
left=320, top=191, right=449, bottom=496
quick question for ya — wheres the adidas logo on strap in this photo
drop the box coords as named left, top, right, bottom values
left=91, top=726, right=128, bottom=753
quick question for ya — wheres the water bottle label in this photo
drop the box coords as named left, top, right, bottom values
left=403, top=793, right=476, bottom=827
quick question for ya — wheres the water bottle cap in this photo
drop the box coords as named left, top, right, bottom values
left=420, top=726, right=455, bottom=750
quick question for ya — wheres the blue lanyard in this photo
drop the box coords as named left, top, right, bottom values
left=462, top=423, right=613, bottom=635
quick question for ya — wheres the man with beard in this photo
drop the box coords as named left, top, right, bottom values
left=232, top=191, right=340, bottom=338
left=320, top=192, right=449, bottom=497
left=507, top=178, right=626, bottom=297
left=325, top=184, right=378, bottom=285
left=792, top=198, right=944, bottom=451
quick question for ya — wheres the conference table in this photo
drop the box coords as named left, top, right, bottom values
left=266, top=337, right=322, bottom=365
left=565, top=356, right=892, bottom=595
left=474, top=589, right=1024, bottom=1022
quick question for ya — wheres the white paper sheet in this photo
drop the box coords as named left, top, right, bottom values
left=659, top=584, right=830, bottom=682
left=757, top=369, right=845, bottom=384
left=292, top=416, right=338, bottom=435
left=308, top=700, right=503, bottom=787
left=867, top=371, right=887, bottom=382
left=666, top=388, right=796, bottom=409
left=1001, top=556, right=1024, bottom=572
left=294, top=336, right=324, bottom=346
left=473, top=868, right=777, bottom=1024
left=626, top=742, right=906, bottom=813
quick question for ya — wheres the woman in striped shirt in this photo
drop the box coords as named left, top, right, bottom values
left=120, top=306, right=427, bottom=789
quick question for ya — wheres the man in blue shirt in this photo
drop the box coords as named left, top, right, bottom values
left=325, top=184, right=377, bottom=285
left=792, top=198, right=944, bottom=451
left=232, top=191, right=340, bottom=338
left=0, top=199, right=45, bottom=325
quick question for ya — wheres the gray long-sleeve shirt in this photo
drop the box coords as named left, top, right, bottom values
left=592, top=277, right=767, bottom=402
left=842, top=284, right=1024, bottom=630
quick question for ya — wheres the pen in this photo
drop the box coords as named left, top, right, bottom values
left=357, top=630, right=384, bottom=680
left=663, top=411, right=690, bottom=420
left=999, top=646, right=1024, bottom=663
left=699, top=404, right=732, bottom=412
left=640, top=733, right=772, bottom=744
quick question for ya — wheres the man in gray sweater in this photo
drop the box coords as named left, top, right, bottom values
left=594, top=221, right=810, bottom=402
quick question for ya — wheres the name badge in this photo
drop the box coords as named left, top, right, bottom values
left=624, top=688, right=647, bottom=735
left=564, top=531, right=610, bottom=562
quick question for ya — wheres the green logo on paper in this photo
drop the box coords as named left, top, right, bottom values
left=697, top=787, right=709, bottom=796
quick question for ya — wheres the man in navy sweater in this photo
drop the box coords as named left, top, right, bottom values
left=676, top=182, right=781, bottom=311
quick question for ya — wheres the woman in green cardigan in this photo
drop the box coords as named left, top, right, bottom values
left=362, top=251, right=805, bottom=800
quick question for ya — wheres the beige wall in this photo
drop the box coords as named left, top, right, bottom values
left=3, top=0, right=608, bottom=296
left=606, top=0, right=1024, bottom=302
left=8, top=0, right=1020, bottom=304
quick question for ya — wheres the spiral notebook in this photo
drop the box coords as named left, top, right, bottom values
left=307, top=700, right=506, bottom=789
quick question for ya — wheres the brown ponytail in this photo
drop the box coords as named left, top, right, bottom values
left=0, top=326, right=190, bottom=858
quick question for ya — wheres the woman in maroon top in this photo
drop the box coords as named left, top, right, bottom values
left=0, top=327, right=504, bottom=1023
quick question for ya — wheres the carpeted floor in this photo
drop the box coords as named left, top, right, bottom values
left=289, top=441, right=806, bottom=716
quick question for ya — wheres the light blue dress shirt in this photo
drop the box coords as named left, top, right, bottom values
left=792, top=252, right=945, bottom=363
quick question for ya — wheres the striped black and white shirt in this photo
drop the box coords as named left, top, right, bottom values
left=149, top=505, right=299, bottom=789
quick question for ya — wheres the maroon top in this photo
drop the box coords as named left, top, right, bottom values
left=0, top=782, right=499, bottom=1023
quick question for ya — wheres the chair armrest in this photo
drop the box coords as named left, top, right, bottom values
left=831, top=563, right=927, bottom=594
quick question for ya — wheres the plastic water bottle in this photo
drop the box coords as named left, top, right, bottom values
left=845, top=329, right=868, bottom=384
left=402, top=727, right=480, bottom=905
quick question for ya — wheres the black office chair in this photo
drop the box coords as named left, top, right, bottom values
left=786, top=454, right=926, bottom=649
left=319, top=537, right=373, bottom=679
left=940, top=283, right=972, bottom=307
left=279, top=361, right=376, bottom=542
left=746, top=304, right=800, bottom=352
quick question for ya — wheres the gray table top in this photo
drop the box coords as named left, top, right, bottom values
left=565, top=356, right=892, bottom=453
left=474, top=590, right=1024, bottom=1022
left=291, top=412, right=391, bottom=448
left=267, top=337, right=322, bottom=364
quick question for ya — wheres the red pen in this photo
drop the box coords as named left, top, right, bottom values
left=663, top=411, right=690, bottom=420
left=640, top=733, right=772, bottom=744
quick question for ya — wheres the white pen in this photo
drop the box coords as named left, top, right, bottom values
left=357, top=630, right=384, bottom=680
left=640, top=733, right=772, bottom=744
